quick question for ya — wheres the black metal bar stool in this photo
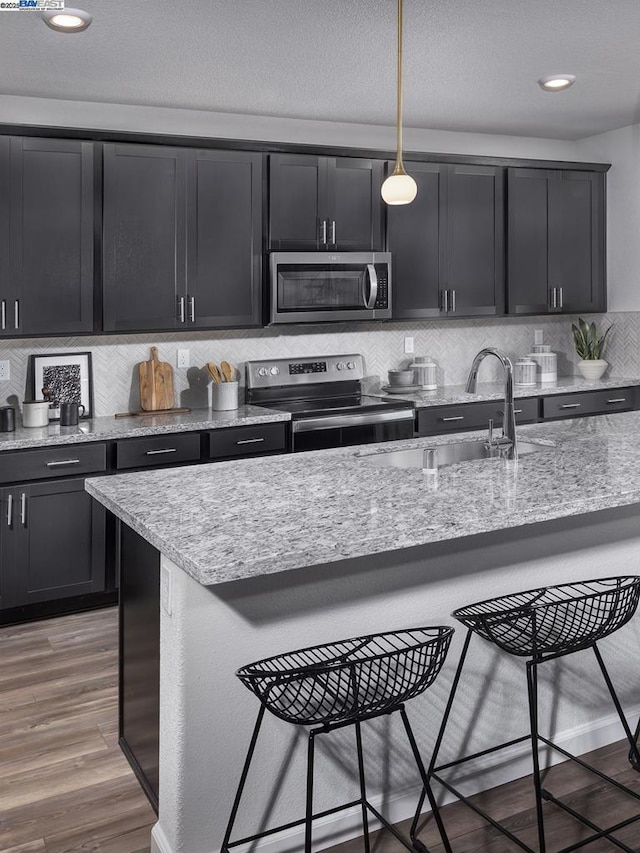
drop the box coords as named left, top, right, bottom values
left=411, top=576, right=640, bottom=853
left=220, top=626, right=455, bottom=853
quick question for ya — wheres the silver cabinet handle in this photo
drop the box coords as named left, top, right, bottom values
left=439, top=415, right=465, bottom=422
left=364, top=264, right=378, bottom=310
left=499, top=409, right=524, bottom=415
left=178, top=296, right=185, bottom=323
left=46, top=459, right=81, bottom=467
left=449, top=289, right=456, bottom=312
left=558, top=287, right=563, bottom=309
left=550, top=287, right=557, bottom=309
left=1, top=300, right=5, bottom=331
left=560, top=403, right=581, bottom=409
left=6, top=493, right=13, bottom=527
left=440, top=290, right=448, bottom=312
left=236, top=437, right=266, bottom=445
left=20, top=492, right=26, bottom=527
left=319, top=219, right=327, bottom=246
left=188, top=295, right=195, bottom=323
left=607, top=398, right=627, bottom=404
left=329, top=220, right=336, bottom=245
left=145, top=448, right=177, bottom=456
left=14, top=299, right=19, bottom=330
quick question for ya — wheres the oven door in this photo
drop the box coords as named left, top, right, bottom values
left=292, top=409, right=414, bottom=452
left=270, top=252, right=391, bottom=324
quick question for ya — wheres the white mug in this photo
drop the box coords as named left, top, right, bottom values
left=23, top=400, right=50, bottom=428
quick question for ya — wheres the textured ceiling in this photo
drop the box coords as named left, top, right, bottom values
left=1, top=0, right=640, bottom=140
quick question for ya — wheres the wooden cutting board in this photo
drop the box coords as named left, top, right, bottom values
left=139, top=346, right=175, bottom=411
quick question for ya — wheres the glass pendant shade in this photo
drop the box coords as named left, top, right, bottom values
left=381, top=167, right=418, bottom=205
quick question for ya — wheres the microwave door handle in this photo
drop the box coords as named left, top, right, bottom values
left=364, top=264, right=378, bottom=309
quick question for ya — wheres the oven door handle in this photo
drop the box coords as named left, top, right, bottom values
left=293, top=408, right=414, bottom=433
left=363, top=264, right=378, bottom=310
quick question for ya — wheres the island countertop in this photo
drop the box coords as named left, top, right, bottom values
left=85, top=410, right=640, bottom=586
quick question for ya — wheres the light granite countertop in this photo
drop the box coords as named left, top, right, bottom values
left=0, top=405, right=291, bottom=452
left=86, top=409, right=640, bottom=587
left=366, top=375, right=640, bottom=407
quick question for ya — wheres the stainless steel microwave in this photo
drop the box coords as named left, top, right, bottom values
left=269, top=252, right=392, bottom=324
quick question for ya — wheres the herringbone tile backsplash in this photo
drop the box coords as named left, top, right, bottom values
left=1, top=312, right=636, bottom=417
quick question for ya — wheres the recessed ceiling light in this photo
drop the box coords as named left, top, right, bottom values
left=538, top=74, right=576, bottom=92
left=41, top=8, right=92, bottom=32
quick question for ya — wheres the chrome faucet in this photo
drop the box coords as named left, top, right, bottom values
left=465, top=347, right=518, bottom=460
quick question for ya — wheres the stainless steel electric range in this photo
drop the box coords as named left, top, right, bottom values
left=246, top=354, right=415, bottom=452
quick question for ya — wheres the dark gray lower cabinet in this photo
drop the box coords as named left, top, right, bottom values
left=1, top=477, right=106, bottom=610
left=417, top=398, right=539, bottom=437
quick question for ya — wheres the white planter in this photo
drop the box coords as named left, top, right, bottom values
left=577, top=359, right=608, bottom=381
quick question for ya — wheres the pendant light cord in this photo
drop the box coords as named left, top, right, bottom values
left=396, top=0, right=404, bottom=171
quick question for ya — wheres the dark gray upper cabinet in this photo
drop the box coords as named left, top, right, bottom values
left=186, top=149, right=263, bottom=328
left=103, top=144, right=263, bottom=332
left=389, top=162, right=504, bottom=318
left=507, top=168, right=605, bottom=315
left=269, top=153, right=384, bottom=250
left=103, top=144, right=187, bottom=332
left=1, top=138, right=94, bottom=337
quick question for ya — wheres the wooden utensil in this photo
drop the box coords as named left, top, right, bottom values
left=207, top=362, right=222, bottom=384
left=220, top=361, right=236, bottom=382
left=139, top=346, right=175, bottom=412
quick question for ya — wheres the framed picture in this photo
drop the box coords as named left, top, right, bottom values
left=30, top=351, right=94, bottom=419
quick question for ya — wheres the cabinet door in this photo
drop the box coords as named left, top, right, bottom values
left=269, top=154, right=327, bottom=249
left=548, top=171, right=605, bottom=313
left=0, top=488, right=17, bottom=609
left=507, top=168, right=552, bottom=314
left=103, top=144, right=187, bottom=332
left=11, top=478, right=106, bottom=607
left=186, top=150, right=263, bottom=328
left=8, top=138, right=94, bottom=336
left=0, top=138, right=13, bottom=334
left=388, top=162, right=445, bottom=318
left=327, top=157, right=384, bottom=250
left=446, top=165, right=504, bottom=315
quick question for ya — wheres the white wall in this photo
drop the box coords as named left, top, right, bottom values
left=0, top=93, right=590, bottom=162
left=578, top=123, right=640, bottom=312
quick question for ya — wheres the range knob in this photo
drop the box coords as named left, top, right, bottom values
left=269, top=366, right=280, bottom=376
left=336, top=362, right=346, bottom=371
left=347, top=361, right=356, bottom=370
left=257, top=367, right=268, bottom=377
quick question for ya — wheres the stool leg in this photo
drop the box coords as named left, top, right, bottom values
left=354, top=720, right=371, bottom=853
left=305, top=729, right=316, bottom=853
left=221, top=704, right=266, bottom=853
left=592, top=643, right=640, bottom=769
left=631, top=715, right=640, bottom=771
left=526, top=660, right=546, bottom=853
left=400, top=708, right=452, bottom=853
left=410, top=629, right=472, bottom=846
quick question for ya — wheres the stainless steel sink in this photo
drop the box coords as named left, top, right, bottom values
left=360, top=440, right=547, bottom=470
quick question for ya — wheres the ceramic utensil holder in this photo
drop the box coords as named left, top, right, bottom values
left=211, top=381, right=239, bottom=411
left=23, top=400, right=50, bottom=428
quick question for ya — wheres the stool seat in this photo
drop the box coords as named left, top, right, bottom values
left=453, top=575, right=640, bottom=657
left=237, top=626, right=454, bottom=725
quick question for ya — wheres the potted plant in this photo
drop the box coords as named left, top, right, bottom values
left=571, top=317, right=613, bottom=380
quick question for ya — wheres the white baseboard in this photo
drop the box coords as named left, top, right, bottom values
left=155, top=705, right=640, bottom=853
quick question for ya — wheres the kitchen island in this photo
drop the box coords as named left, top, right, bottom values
left=86, top=411, right=640, bottom=853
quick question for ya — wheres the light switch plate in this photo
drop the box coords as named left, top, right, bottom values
left=161, top=565, right=172, bottom=615
left=0, top=360, right=10, bottom=381
left=177, top=349, right=190, bottom=369
left=404, top=336, right=414, bottom=355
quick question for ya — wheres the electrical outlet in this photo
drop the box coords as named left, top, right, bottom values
left=177, top=349, right=190, bottom=369
left=404, top=336, right=414, bottom=355
left=0, top=360, right=10, bottom=381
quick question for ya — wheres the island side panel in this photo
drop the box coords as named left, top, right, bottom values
left=152, top=506, right=640, bottom=853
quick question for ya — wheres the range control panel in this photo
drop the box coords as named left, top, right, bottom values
left=246, top=354, right=364, bottom=388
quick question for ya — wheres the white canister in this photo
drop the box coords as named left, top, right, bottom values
left=514, top=359, right=537, bottom=386
left=211, top=381, right=239, bottom=412
left=23, top=400, right=50, bottom=428
left=528, top=347, right=558, bottom=383
left=410, top=356, right=437, bottom=390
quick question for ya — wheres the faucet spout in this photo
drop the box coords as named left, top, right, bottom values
left=465, top=347, right=518, bottom=460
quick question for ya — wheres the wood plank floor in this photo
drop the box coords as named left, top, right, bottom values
left=2, top=608, right=640, bottom=852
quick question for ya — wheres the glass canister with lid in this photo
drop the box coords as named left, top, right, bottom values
left=409, top=355, right=437, bottom=390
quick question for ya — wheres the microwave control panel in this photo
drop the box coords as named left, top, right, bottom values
left=374, top=266, right=389, bottom=309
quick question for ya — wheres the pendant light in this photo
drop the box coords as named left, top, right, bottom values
left=381, top=0, right=417, bottom=205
